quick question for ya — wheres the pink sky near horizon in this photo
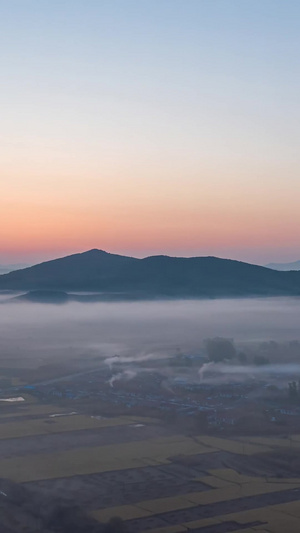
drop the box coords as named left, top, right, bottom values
left=2, top=148, right=300, bottom=265
left=1, top=151, right=300, bottom=266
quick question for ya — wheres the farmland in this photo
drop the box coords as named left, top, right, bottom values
left=1, top=395, right=300, bottom=532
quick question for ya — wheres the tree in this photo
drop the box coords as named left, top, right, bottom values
left=238, top=351, right=247, bottom=364
left=204, top=337, right=236, bottom=363
left=288, top=381, right=298, bottom=401
left=253, top=354, right=269, bottom=366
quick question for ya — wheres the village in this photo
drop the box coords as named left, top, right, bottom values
left=5, top=359, right=299, bottom=435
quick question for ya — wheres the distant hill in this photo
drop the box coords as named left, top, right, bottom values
left=1, top=249, right=300, bottom=298
left=0, top=263, right=30, bottom=275
left=16, top=290, right=70, bottom=303
left=266, top=260, right=300, bottom=271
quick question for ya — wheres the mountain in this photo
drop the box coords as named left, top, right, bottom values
left=266, top=260, right=300, bottom=271
left=1, top=249, right=300, bottom=298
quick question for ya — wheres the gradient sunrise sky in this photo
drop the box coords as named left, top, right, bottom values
left=1, top=0, right=299, bottom=265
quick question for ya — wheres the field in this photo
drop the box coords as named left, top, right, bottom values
left=1, top=398, right=300, bottom=532
left=0, top=412, right=161, bottom=439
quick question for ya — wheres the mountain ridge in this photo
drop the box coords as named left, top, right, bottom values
left=1, top=249, right=300, bottom=298
left=266, top=260, right=300, bottom=271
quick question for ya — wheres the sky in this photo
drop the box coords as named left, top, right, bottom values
left=0, top=0, right=299, bottom=265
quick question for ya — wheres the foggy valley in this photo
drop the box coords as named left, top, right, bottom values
left=2, top=297, right=300, bottom=532
left=1, top=297, right=300, bottom=368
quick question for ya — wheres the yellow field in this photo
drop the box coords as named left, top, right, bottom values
left=2, top=414, right=300, bottom=533
left=208, top=468, right=266, bottom=485
left=238, top=435, right=300, bottom=450
left=0, top=413, right=161, bottom=439
left=0, top=404, right=74, bottom=419
left=92, top=432, right=300, bottom=532
left=93, top=505, right=152, bottom=522
left=193, top=475, right=231, bottom=488
left=92, top=476, right=300, bottom=523
left=274, top=500, right=300, bottom=518
left=215, top=501, right=300, bottom=533
left=0, top=434, right=217, bottom=482
left=188, top=481, right=300, bottom=505
left=141, top=500, right=300, bottom=533
left=181, top=518, right=220, bottom=530
left=138, top=495, right=195, bottom=515
left=92, top=496, right=195, bottom=523
left=195, top=435, right=272, bottom=455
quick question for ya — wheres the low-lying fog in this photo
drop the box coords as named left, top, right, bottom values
left=1, top=297, right=300, bottom=370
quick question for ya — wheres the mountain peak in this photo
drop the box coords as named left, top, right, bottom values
left=84, top=248, right=108, bottom=254
left=0, top=250, right=300, bottom=297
